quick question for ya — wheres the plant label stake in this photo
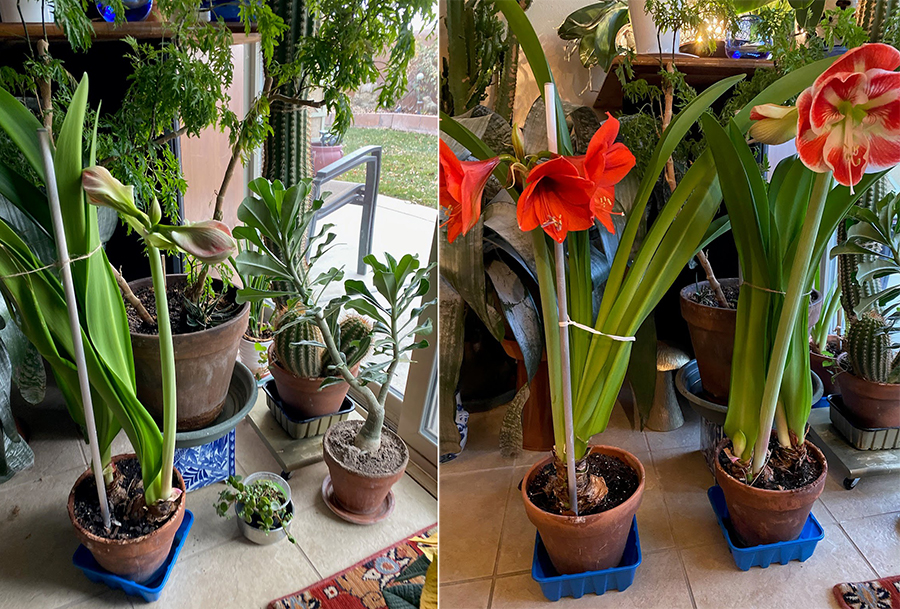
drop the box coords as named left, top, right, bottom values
left=544, top=83, right=579, bottom=516
left=37, top=129, right=111, bottom=530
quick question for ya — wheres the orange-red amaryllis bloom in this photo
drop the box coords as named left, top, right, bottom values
left=439, top=139, right=500, bottom=243
left=794, top=43, right=900, bottom=187
left=568, top=114, right=636, bottom=232
left=517, top=156, right=595, bottom=243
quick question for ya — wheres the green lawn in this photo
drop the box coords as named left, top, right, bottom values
left=339, top=127, right=437, bottom=208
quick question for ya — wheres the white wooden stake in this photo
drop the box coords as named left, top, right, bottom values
left=37, top=129, right=111, bottom=530
left=544, top=84, right=579, bottom=516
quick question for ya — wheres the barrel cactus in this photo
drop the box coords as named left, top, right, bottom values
left=322, top=315, right=373, bottom=371
left=845, top=312, right=893, bottom=383
left=273, top=306, right=324, bottom=379
left=274, top=308, right=372, bottom=378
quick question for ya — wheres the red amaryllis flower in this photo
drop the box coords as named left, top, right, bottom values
left=439, top=139, right=500, bottom=243
left=568, top=114, right=636, bottom=232
left=517, top=156, right=594, bottom=243
left=795, top=43, right=900, bottom=187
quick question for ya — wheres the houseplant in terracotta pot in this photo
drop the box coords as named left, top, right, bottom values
left=233, top=177, right=435, bottom=522
left=701, top=43, right=900, bottom=547
left=215, top=472, right=296, bottom=545
left=268, top=307, right=372, bottom=419
left=830, top=191, right=900, bottom=428
left=0, top=76, right=235, bottom=583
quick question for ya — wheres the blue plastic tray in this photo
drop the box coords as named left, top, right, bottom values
left=532, top=516, right=641, bottom=601
left=73, top=510, right=194, bottom=602
left=707, top=486, right=824, bottom=570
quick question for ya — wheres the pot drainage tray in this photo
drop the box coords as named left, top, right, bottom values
left=708, top=486, right=824, bottom=570
left=264, top=380, right=354, bottom=439
left=828, top=396, right=900, bottom=451
left=532, top=516, right=641, bottom=601
left=72, top=509, right=194, bottom=602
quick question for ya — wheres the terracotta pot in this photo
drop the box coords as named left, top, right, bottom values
left=129, top=275, right=249, bottom=431
left=680, top=280, right=823, bottom=400
left=268, top=345, right=357, bottom=419
left=713, top=437, right=826, bottom=546
left=521, top=445, right=645, bottom=575
left=500, top=339, right=553, bottom=452
left=323, top=421, right=409, bottom=515
left=836, top=372, right=900, bottom=429
left=68, top=454, right=186, bottom=584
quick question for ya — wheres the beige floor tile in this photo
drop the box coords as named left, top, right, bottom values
left=59, top=590, right=136, bottom=608
left=285, top=459, right=331, bottom=509
left=441, top=408, right=516, bottom=474
left=813, top=499, right=836, bottom=524
left=644, top=401, right=700, bottom=453
left=288, top=474, right=436, bottom=577
left=819, top=471, right=900, bottom=522
left=440, top=467, right=513, bottom=583
left=496, top=466, right=536, bottom=575
left=153, top=534, right=320, bottom=609
left=0, top=471, right=101, bottom=609
left=636, top=487, right=676, bottom=553
left=439, top=579, right=493, bottom=609
left=683, top=523, right=877, bottom=609
left=490, top=550, right=694, bottom=609
left=651, top=447, right=721, bottom=549
left=840, top=512, right=900, bottom=578
left=587, top=402, right=651, bottom=456
left=181, top=479, right=242, bottom=560
left=235, top=419, right=285, bottom=476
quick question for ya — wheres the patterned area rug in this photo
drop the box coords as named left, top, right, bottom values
left=833, top=575, right=900, bottom=609
left=269, top=525, right=437, bottom=609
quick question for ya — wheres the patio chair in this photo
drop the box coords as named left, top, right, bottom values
left=309, top=145, right=382, bottom=275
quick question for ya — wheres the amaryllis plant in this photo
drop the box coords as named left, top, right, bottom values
left=713, top=43, right=900, bottom=477
left=439, top=0, right=844, bottom=513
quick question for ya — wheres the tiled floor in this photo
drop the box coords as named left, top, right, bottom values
left=440, top=400, right=900, bottom=609
left=0, top=404, right=436, bottom=609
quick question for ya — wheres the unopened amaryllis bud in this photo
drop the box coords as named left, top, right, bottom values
left=82, top=166, right=148, bottom=225
left=748, top=104, right=799, bottom=145
left=155, top=220, right=237, bottom=264
left=149, top=195, right=162, bottom=226
left=512, top=124, right=526, bottom=161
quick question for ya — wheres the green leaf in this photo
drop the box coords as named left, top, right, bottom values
left=0, top=85, right=46, bottom=181
left=235, top=250, right=290, bottom=280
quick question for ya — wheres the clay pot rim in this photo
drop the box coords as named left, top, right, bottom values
left=67, top=453, right=185, bottom=547
left=323, top=420, right=410, bottom=480
left=127, top=274, right=250, bottom=340
left=680, top=279, right=823, bottom=313
left=713, top=436, right=828, bottom=497
left=520, top=445, right=646, bottom=522
left=835, top=369, right=900, bottom=389
left=242, top=333, right=273, bottom=344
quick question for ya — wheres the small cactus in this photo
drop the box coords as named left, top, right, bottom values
left=322, top=315, right=373, bottom=371
left=846, top=312, right=892, bottom=383
left=273, top=305, right=324, bottom=378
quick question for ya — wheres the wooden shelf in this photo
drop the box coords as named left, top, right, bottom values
left=594, top=54, right=774, bottom=113
left=0, top=21, right=259, bottom=45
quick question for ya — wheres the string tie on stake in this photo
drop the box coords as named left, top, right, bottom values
left=0, top=244, right=102, bottom=279
left=558, top=318, right=636, bottom=342
left=741, top=281, right=813, bottom=297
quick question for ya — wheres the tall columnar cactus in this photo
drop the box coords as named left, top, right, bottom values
left=846, top=313, right=893, bottom=383
left=857, top=0, right=897, bottom=42
left=322, top=315, right=373, bottom=371
left=837, top=178, right=885, bottom=323
left=273, top=306, right=325, bottom=379
left=263, top=0, right=315, bottom=193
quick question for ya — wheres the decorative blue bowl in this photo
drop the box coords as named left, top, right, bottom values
left=532, top=516, right=641, bottom=601
left=708, top=486, right=824, bottom=571
left=72, top=510, right=194, bottom=602
left=97, top=0, right=153, bottom=22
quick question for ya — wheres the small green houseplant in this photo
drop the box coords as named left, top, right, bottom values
left=216, top=473, right=296, bottom=545
left=233, top=177, right=435, bottom=520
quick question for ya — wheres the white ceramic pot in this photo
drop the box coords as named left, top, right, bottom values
left=627, top=0, right=680, bottom=55
left=239, top=336, right=273, bottom=378
left=0, top=0, right=53, bottom=23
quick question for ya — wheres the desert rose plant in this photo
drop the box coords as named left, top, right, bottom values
left=713, top=43, right=900, bottom=477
